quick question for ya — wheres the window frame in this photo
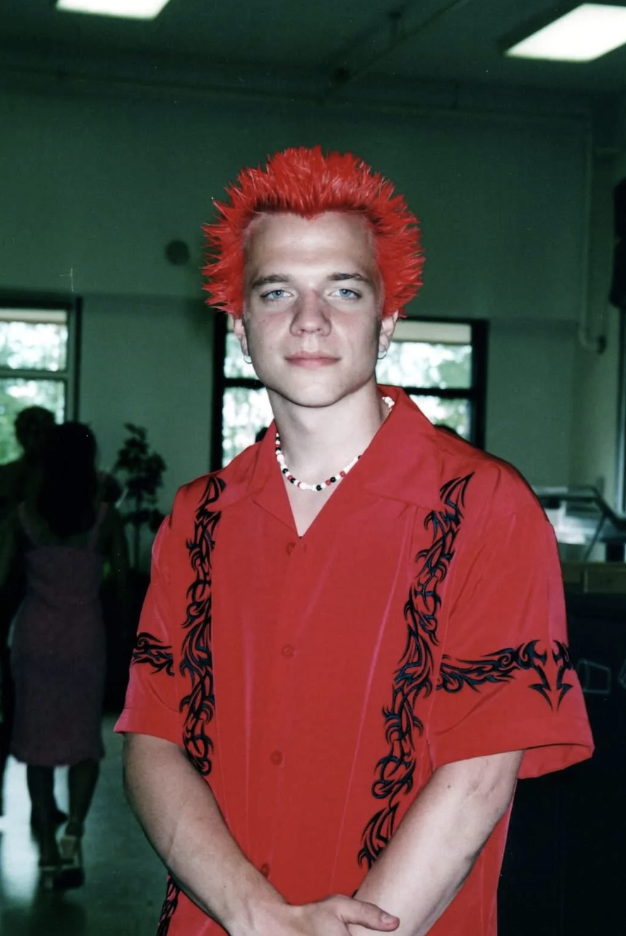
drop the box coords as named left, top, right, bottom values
left=0, top=291, right=81, bottom=430
left=211, top=314, right=488, bottom=471
left=389, top=317, right=488, bottom=450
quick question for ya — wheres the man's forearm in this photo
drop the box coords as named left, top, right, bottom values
left=122, top=733, right=285, bottom=931
left=350, top=750, right=523, bottom=936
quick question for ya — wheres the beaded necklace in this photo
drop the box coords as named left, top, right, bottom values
left=275, top=396, right=394, bottom=492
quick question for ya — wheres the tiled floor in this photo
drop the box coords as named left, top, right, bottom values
left=0, top=715, right=166, bottom=935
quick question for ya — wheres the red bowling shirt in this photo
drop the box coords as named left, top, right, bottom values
left=116, top=387, right=593, bottom=936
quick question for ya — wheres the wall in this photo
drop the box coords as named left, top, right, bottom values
left=0, top=77, right=597, bottom=529
left=488, top=318, right=578, bottom=484
left=79, top=293, right=214, bottom=511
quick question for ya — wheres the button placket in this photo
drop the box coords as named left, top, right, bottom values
left=264, top=536, right=308, bottom=816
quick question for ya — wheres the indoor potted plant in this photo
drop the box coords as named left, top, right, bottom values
left=114, top=423, right=167, bottom=572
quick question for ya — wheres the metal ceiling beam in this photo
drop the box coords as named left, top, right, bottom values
left=321, top=0, right=475, bottom=102
left=0, top=58, right=591, bottom=131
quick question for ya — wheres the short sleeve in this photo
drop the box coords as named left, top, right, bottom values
left=114, top=516, right=184, bottom=745
left=428, top=504, right=594, bottom=779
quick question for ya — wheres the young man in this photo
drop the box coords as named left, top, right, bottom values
left=117, top=147, right=593, bottom=936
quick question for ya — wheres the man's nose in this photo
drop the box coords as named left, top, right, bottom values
left=290, top=291, right=331, bottom=334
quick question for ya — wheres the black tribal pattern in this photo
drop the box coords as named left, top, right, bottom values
left=157, top=875, right=180, bottom=935
left=156, top=476, right=225, bottom=936
left=179, top=475, right=225, bottom=777
left=438, top=640, right=575, bottom=711
left=439, top=640, right=550, bottom=701
left=358, top=474, right=474, bottom=868
left=551, top=640, right=575, bottom=708
left=131, top=631, right=174, bottom=676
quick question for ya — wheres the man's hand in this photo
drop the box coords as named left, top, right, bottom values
left=232, top=895, right=399, bottom=936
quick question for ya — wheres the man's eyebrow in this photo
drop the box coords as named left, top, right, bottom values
left=250, top=273, right=291, bottom=289
left=328, top=272, right=373, bottom=285
left=250, top=271, right=374, bottom=289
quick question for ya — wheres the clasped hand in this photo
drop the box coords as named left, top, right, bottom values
left=236, top=894, right=399, bottom=936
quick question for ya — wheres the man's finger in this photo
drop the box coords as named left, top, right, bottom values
left=332, top=896, right=400, bottom=930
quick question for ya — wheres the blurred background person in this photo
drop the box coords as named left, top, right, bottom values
left=0, top=405, right=55, bottom=818
left=0, top=406, right=55, bottom=515
left=0, top=421, right=129, bottom=888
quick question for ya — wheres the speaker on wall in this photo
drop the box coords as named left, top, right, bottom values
left=609, top=177, right=626, bottom=310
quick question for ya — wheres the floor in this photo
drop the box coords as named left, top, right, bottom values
left=0, top=715, right=166, bottom=936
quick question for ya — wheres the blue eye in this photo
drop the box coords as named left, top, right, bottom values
left=336, top=288, right=359, bottom=299
left=261, top=288, right=289, bottom=300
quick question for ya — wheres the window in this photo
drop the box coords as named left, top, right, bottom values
left=216, top=318, right=274, bottom=468
left=212, top=316, right=487, bottom=468
left=376, top=319, right=487, bottom=445
left=0, top=300, right=78, bottom=464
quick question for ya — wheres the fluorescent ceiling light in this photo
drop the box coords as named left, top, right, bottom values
left=56, top=0, right=171, bottom=19
left=505, top=4, right=626, bottom=62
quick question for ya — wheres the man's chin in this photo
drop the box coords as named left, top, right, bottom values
left=266, top=386, right=347, bottom=410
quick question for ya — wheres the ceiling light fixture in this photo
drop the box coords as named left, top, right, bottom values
left=505, top=3, right=626, bottom=62
left=55, top=0, right=171, bottom=20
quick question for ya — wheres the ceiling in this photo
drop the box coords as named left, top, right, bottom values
left=2, top=0, right=626, bottom=108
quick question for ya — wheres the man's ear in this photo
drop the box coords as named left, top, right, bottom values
left=232, top=316, right=249, bottom=357
left=378, top=311, right=399, bottom=356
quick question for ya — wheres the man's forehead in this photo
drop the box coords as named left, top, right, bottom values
left=242, top=212, right=384, bottom=306
left=246, top=209, right=372, bottom=240
left=244, top=211, right=377, bottom=270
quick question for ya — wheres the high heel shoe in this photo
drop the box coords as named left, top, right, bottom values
left=58, top=832, right=85, bottom=889
left=38, top=860, right=63, bottom=891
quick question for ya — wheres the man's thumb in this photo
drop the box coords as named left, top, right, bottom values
left=342, top=898, right=399, bottom=931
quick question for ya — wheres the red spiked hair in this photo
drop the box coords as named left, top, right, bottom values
left=202, top=146, right=423, bottom=318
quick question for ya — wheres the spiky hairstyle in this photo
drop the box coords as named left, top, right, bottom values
left=202, top=146, right=423, bottom=318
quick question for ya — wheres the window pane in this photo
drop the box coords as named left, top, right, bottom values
left=0, top=379, right=66, bottom=463
left=222, top=386, right=274, bottom=465
left=411, top=395, right=471, bottom=440
left=377, top=341, right=472, bottom=389
left=0, top=320, right=68, bottom=371
left=224, top=332, right=257, bottom=379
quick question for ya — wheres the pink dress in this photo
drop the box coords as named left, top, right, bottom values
left=10, top=504, right=107, bottom=766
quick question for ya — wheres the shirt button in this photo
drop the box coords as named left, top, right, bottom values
left=281, top=644, right=295, bottom=658
left=270, top=750, right=284, bottom=766
left=260, top=863, right=271, bottom=878
left=286, top=541, right=296, bottom=555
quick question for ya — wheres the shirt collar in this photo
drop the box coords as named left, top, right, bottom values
left=357, top=385, right=441, bottom=508
left=219, top=386, right=441, bottom=514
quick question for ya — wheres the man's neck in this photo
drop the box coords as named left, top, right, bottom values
left=269, top=383, right=390, bottom=486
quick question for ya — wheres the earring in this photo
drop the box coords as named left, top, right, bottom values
left=243, top=354, right=252, bottom=365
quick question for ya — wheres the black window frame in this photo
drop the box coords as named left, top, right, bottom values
left=0, top=290, right=81, bottom=444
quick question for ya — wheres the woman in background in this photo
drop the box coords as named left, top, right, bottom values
left=0, top=422, right=128, bottom=888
